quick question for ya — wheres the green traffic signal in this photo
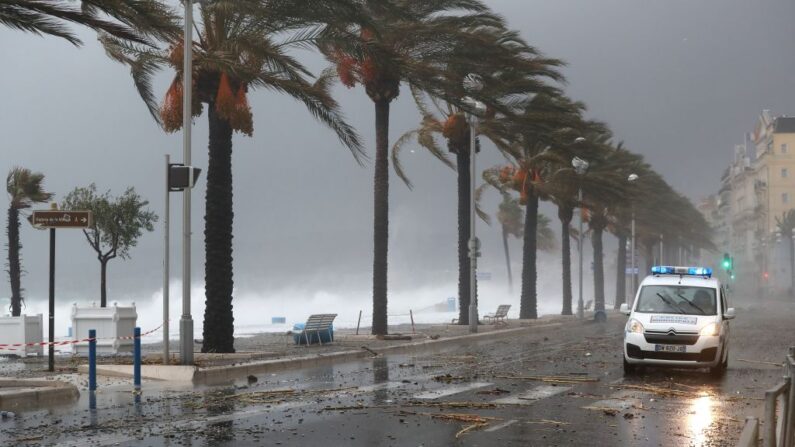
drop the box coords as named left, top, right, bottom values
left=721, top=253, right=733, bottom=270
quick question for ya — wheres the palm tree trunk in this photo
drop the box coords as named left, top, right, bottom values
left=502, top=225, right=513, bottom=295
left=592, top=227, right=605, bottom=312
left=100, top=259, right=108, bottom=307
left=372, top=99, right=390, bottom=335
left=519, top=193, right=539, bottom=319
left=558, top=206, right=573, bottom=315
left=7, top=206, right=22, bottom=316
left=615, top=233, right=627, bottom=309
left=456, top=149, right=471, bottom=325
left=202, top=103, right=236, bottom=353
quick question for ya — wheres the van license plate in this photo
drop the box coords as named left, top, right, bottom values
left=654, top=344, right=686, bottom=353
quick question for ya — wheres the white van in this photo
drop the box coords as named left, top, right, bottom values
left=620, top=266, right=735, bottom=376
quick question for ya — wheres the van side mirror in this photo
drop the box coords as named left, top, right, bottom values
left=724, top=307, right=736, bottom=320
left=620, top=303, right=631, bottom=315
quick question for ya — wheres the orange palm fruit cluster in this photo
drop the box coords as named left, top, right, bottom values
left=360, top=57, right=378, bottom=84
left=215, top=73, right=253, bottom=136
left=161, top=78, right=183, bottom=133
left=336, top=53, right=357, bottom=88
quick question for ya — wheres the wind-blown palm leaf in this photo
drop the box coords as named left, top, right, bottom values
left=0, top=0, right=178, bottom=46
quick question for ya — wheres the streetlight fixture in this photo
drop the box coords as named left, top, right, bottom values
left=572, top=154, right=589, bottom=319
left=463, top=74, right=486, bottom=334
left=627, top=173, right=639, bottom=304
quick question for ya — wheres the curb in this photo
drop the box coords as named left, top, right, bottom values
left=193, top=321, right=563, bottom=384
left=0, top=379, right=79, bottom=411
left=77, top=364, right=197, bottom=382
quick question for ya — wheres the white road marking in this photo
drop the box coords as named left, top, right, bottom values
left=413, top=382, right=493, bottom=400
left=484, top=419, right=518, bottom=432
left=493, top=385, right=572, bottom=405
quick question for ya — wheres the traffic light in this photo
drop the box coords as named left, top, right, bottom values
left=721, top=253, right=733, bottom=270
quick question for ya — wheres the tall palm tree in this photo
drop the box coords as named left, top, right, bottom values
left=106, top=0, right=364, bottom=352
left=6, top=168, right=53, bottom=316
left=321, top=0, right=511, bottom=334
left=389, top=31, right=563, bottom=324
left=0, top=0, right=178, bottom=46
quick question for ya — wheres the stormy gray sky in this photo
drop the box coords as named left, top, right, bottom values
left=2, top=0, right=795, bottom=331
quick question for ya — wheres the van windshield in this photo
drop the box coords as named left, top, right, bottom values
left=635, top=285, right=717, bottom=315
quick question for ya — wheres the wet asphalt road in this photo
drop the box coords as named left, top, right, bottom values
left=0, top=300, right=792, bottom=447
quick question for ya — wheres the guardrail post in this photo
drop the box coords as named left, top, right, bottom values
left=780, top=377, right=790, bottom=447
left=133, top=327, right=141, bottom=391
left=737, top=417, right=759, bottom=447
left=786, top=348, right=795, bottom=447
left=88, top=329, right=96, bottom=392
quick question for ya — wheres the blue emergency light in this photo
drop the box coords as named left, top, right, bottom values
left=651, top=266, right=712, bottom=277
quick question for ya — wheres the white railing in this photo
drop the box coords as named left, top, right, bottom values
left=737, top=346, right=795, bottom=447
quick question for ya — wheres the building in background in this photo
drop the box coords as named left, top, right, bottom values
left=701, top=111, right=795, bottom=296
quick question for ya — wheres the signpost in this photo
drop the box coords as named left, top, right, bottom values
left=31, top=207, right=92, bottom=371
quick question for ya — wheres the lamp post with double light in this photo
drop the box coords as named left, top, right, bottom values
left=628, top=173, right=639, bottom=302
left=572, top=149, right=589, bottom=319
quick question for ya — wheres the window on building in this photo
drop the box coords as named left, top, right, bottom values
left=783, top=143, right=789, bottom=154
left=783, top=193, right=789, bottom=204
left=783, top=168, right=789, bottom=178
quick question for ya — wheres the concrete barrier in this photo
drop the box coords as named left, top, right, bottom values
left=0, top=379, right=79, bottom=410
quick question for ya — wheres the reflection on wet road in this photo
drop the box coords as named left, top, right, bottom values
left=0, top=309, right=789, bottom=446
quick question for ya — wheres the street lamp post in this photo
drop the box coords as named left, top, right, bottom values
left=180, top=0, right=194, bottom=365
left=628, top=173, right=638, bottom=303
left=572, top=152, right=589, bottom=319
left=463, top=74, right=486, bottom=334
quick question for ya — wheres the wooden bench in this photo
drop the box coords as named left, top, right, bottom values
left=483, top=304, right=511, bottom=325
left=297, top=314, right=337, bottom=345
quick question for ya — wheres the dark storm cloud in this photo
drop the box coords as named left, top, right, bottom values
left=1, top=0, right=794, bottom=309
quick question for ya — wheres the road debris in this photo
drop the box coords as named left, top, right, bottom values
left=736, top=358, right=783, bottom=367
left=405, top=401, right=498, bottom=409
left=360, top=346, right=379, bottom=357
left=494, top=374, right=599, bottom=384
left=526, top=419, right=569, bottom=425
left=476, top=387, right=510, bottom=395
left=433, top=374, right=466, bottom=383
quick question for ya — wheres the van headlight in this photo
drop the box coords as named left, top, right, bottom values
left=699, top=323, right=720, bottom=336
left=626, top=319, right=644, bottom=334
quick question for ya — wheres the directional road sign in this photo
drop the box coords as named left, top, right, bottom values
left=31, top=210, right=92, bottom=229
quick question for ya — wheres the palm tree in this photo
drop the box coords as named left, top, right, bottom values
left=497, top=193, right=522, bottom=293
left=0, top=0, right=178, bottom=46
left=491, top=192, right=554, bottom=294
left=6, top=168, right=53, bottom=316
left=389, top=28, right=563, bottom=324
left=321, top=0, right=513, bottom=334
left=106, top=1, right=364, bottom=352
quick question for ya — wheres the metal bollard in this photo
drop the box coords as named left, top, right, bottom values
left=133, top=327, right=141, bottom=391
left=88, top=329, right=96, bottom=392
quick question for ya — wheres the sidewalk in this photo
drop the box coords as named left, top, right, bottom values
left=0, top=312, right=591, bottom=385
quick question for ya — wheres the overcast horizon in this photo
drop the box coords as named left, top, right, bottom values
left=2, top=0, right=795, bottom=329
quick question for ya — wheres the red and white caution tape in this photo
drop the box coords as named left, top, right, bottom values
left=0, top=322, right=165, bottom=351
